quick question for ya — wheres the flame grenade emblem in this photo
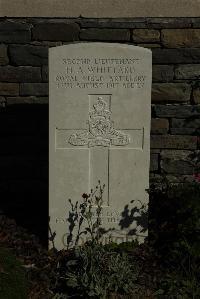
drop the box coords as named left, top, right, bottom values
left=69, top=97, right=130, bottom=147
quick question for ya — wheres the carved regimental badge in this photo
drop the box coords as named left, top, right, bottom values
left=69, top=97, right=130, bottom=147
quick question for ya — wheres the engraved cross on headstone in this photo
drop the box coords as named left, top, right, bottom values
left=56, top=94, right=144, bottom=206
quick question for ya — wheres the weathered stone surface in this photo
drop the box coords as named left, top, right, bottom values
left=175, top=64, right=200, bottom=79
left=132, top=29, right=160, bottom=43
left=171, top=118, right=200, bottom=135
left=49, top=43, right=151, bottom=249
left=193, top=87, right=200, bottom=104
left=154, top=105, right=200, bottom=118
left=42, top=65, right=48, bottom=82
left=0, top=83, right=19, bottom=96
left=152, top=65, right=174, bottom=82
left=1, top=2, right=200, bottom=18
left=150, top=153, right=159, bottom=171
left=80, top=29, right=130, bottom=41
left=0, top=66, right=41, bottom=82
left=152, top=48, right=200, bottom=64
left=6, top=96, right=48, bottom=105
left=151, top=135, right=197, bottom=149
left=160, top=150, right=198, bottom=174
left=0, top=44, right=9, bottom=65
left=152, top=83, right=191, bottom=103
left=0, top=20, right=31, bottom=43
left=151, top=118, right=169, bottom=134
left=162, top=29, right=200, bottom=48
left=20, top=83, right=48, bottom=96
left=32, top=22, right=79, bottom=41
left=9, top=45, right=48, bottom=66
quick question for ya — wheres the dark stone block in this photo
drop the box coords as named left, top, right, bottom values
left=32, top=22, right=80, bottom=41
left=152, top=48, right=200, bottom=64
left=154, top=105, right=200, bottom=118
left=0, top=83, right=19, bottom=96
left=9, top=45, right=48, bottom=66
left=161, top=29, right=200, bottom=48
left=160, top=150, right=198, bottom=174
left=171, top=118, right=200, bottom=135
left=151, top=118, right=169, bottom=134
left=78, top=18, right=146, bottom=28
left=20, top=83, right=48, bottom=96
left=145, top=18, right=193, bottom=29
left=0, top=20, right=31, bottom=43
left=174, top=64, right=200, bottom=80
left=151, top=135, right=197, bottom=149
left=80, top=28, right=130, bottom=41
left=6, top=96, right=48, bottom=105
left=132, top=29, right=160, bottom=43
left=162, top=159, right=195, bottom=175
left=0, top=66, right=41, bottom=82
left=152, top=83, right=191, bottom=103
left=78, top=18, right=193, bottom=29
left=152, top=65, right=174, bottom=82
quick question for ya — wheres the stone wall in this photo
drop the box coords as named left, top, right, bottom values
left=0, top=18, right=200, bottom=242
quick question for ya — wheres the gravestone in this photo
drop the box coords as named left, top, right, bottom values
left=49, top=43, right=152, bottom=249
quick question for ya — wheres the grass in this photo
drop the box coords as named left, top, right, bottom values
left=0, top=247, right=28, bottom=299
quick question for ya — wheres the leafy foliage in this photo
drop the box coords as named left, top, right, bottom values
left=149, top=181, right=200, bottom=297
left=53, top=241, right=141, bottom=298
left=50, top=181, right=200, bottom=298
left=66, top=181, right=107, bottom=248
left=51, top=182, right=144, bottom=298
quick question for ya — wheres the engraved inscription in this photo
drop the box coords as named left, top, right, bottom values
left=55, top=57, right=146, bottom=89
left=69, top=97, right=130, bottom=147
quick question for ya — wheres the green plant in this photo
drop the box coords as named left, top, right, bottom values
left=0, top=248, right=27, bottom=299
left=51, top=181, right=200, bottom=298
left=54, top=241, right=141, bottom=298
left=67, top=181, right=107, bottom=247
left=149, top=181, right=200, bottom=297
left=51, top=182, right=143, bottom=298
left=149, top=181, right=200, bottom=256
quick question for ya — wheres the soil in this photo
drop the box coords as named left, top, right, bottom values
left=0, top=214, right=159, bottom=299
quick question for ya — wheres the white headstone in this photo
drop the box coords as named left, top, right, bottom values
left=49, top=43, right=152, bottom=249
